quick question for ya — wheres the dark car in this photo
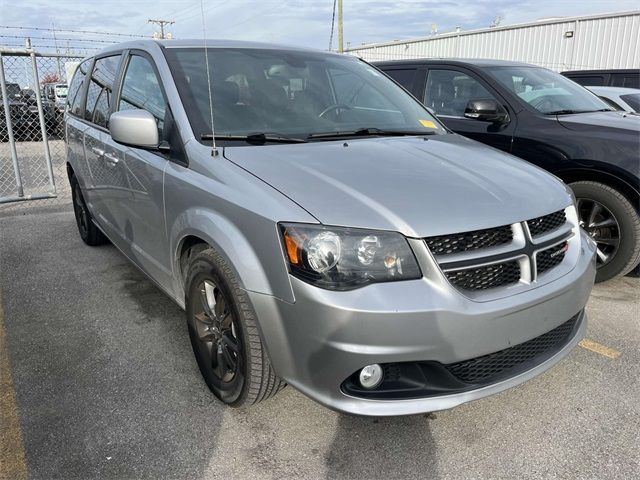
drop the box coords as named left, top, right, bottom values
left=562, top=69, right=640, bottom=89
left=375, top=59, right=640, bottom=282
left=0, top=82, right=42, bottom=141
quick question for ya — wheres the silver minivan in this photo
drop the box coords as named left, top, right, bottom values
left=65, top=40, right=597, bottom=416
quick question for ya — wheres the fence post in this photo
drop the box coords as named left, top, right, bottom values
left=30, top=51, right=56, bottom=194
left=0, top=51, right=24, bottom=197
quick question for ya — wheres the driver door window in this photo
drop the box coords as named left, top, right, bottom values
left=424, top=69, right=496, bottom=117
left=118, top=55, right=167, bottom=138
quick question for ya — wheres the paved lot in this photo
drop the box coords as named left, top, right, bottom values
left=1, top=207, right=639, bottom=480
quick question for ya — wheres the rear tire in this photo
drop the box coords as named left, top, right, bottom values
left=570, top=181, right=640, bottom=282
left=70, top=174, right=107, bottom=246
left=185, top=246, right=285, bottom=407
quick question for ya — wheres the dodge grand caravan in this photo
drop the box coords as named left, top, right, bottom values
left=64, top=40, right=597, bottom=416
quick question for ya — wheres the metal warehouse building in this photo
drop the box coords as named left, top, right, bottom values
left=346, top=11, right=640, bottom=71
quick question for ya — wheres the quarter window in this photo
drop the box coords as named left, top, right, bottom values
left=67, top=59, right=91, bottom=116
left=85, top=55, right=121, bottom=128
left=424, top=69, right=496, bottom=117
left=118, top=55, right=167, bottom=138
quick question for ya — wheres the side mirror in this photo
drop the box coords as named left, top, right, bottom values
left=109, top=109, right=159, bottom=149
left=464, top=99, right=509, bottom=124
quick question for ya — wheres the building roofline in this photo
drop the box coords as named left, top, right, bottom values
left=346, top=10, right=640, bottom=52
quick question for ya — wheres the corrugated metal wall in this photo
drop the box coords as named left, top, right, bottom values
left=347, top=11, right=640, bottom=71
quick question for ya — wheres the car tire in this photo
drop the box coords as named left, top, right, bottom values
left=70, top=174, right=108, bottom=246
left=185, top=246, right=285, bottom=407
left=570, top=181, right=640, bottom=282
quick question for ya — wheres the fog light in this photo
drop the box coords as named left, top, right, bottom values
left=359, top=364, right=383, bottom=389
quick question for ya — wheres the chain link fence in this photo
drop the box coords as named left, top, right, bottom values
left=1, top=48, right=83, bottom=215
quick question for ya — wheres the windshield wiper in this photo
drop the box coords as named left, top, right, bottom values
left=545, top=108, right=611, bottom=115
left=201, top=133, right=307, bottom=144
left=307, top=127, right=437, bottom=140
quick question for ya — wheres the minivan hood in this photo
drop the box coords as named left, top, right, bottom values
left=556, top=110, right=640, bottom=132
left=224, top=134, right=571, bottom=237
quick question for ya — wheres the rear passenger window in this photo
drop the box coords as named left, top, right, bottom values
left=118, top=55, right=167, bottom=138
left=384, top=69, right=417, bottom=91
left=85, top=55, right=121, bottom=128
left=67, top=60, right=90, bottom=116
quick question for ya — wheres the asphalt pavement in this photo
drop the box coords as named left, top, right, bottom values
left=1, top=207, right=638, bottom=479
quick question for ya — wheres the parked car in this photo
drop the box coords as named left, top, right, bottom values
left=65, top=40, right=596, bottom=416
left=376, top=59, right=640, bottom=282
left=586, top=86, right=640, bottom=114
left=42, top=82, right=68, bottom=134
left=562, top=69, right=640, bottom=89
left=0, top=82, right=41, bottom=141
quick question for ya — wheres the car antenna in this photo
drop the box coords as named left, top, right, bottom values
left=200, top=0, right=218, bottom=157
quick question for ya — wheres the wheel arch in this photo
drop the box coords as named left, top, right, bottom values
left=169, top=208, right=294, bottom=305
left=555, top=167, right=639, bottom=210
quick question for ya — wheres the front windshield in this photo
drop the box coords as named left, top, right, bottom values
left=164, top=47, right=445, bottom=142
left=487, top=66, right=611, bottom=114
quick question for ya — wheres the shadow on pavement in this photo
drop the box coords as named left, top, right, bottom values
left=325, top=413, right=438, bottom=479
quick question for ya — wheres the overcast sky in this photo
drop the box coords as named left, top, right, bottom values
left=1, top=0, right=638, bottom=53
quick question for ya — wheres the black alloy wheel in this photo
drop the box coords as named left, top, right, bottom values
left=184, top=247, right=285, bottom=407
left=73, top=181, right=90, bottom=238
left=187, top=275, right=245, bottom=403
left=577, top=198, right=620, bottom=267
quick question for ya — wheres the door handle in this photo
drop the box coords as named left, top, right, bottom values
left=90, top=146, right=105, bottom=157
left=103, top=153, right=120, bottom=167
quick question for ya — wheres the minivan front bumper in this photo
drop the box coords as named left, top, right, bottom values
left=249, top=230, right=596, bottom=416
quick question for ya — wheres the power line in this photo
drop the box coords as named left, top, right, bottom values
left=216, top=3, right=288, bottom=34
left=172, top=0, right=227, bottom=24
left=0, top=34, right=117, bottom=44
left=0, top=42, right=96, bottom=52
left=0, top=25, right=147, bottom=38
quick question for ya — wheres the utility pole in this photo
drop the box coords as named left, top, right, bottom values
left=148, top=19, right=175, bottom=39
left=337, top=0, right=344, bottom=53
left=51, top=23, right=63, bottom=78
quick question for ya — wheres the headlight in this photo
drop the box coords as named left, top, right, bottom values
left=280, top=223, right=421, bottom=290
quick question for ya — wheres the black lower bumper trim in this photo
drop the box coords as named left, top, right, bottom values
left=341, top=310, right=583, bottom=400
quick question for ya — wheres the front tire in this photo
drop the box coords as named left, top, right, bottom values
left=185, top=247, right=285, bottom=407
left=570, top=181, right=640, bottom=282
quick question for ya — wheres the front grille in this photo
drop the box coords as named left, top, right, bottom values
left=537, top=242, right=568, bottom=275
left=527, top=210, right=566, bottom=237
left=424, top=225, right=512, bottom=256
left=426, top=209, right=571, bottom=295
left=445, top=261, right=520, bottom=291
left=445, top=313, right=580, bottom=383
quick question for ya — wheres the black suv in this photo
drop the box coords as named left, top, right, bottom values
left=375, top=59, right=640, bottom=282
left=561, top=69, right=640, bottom=89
